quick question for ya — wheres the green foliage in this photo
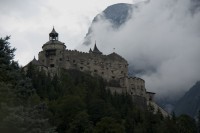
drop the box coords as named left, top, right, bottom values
left=67, top=111, right=93, bottom=133
left=176, top=114, right=197, bottom=133
left=0, top=36, right=18, bottom=82
left=0, top=36, right=55, bottom=133
left=198, top=110, right=200, bottom=133
left=0, top=104, right=55, bottom=133
left=94, top=117, right=125, bottom=133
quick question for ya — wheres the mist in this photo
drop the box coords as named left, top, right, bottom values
left=78, top=0, right=200, bottom=100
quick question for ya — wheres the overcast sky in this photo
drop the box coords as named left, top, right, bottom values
left=0, top=0, right=138, bottom=65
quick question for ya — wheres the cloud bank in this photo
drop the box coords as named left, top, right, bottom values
left=78, top=0, right=200, bottom=100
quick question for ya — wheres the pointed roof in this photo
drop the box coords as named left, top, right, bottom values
left=30, top=57, right=42, bottom=66
left=92, top=42, right=102, bottom=54
left=50, top=27, right=58, bottom=34
left=49, top=27, right=58, bottom=37
left=89, top=48, right=92, bottom=53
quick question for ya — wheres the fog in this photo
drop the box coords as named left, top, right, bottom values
left=78, top=0, right=200, bottom=100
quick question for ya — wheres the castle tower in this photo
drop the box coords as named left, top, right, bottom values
left=49, top=27, right=58, bottom=41
left=91, top=42, right=102, bottom=54
left=38, top=27, right=66, bottom=68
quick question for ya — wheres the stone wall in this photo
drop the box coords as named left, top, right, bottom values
left=38, top=47, right=128, bottom=82
left=63, top=50, right=128, bottom=81
left=120, top=77, right=146, bottom=98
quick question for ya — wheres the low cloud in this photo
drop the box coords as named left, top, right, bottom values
left=78, top=0, right=200, bottom=100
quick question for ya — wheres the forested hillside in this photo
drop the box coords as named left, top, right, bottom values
left=0, top=36, right=198, bottom=133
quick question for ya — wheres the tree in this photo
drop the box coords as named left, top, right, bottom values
left=94, top=117, right=125, bottom=133
left=0, top=36, right=15, bottom=65
left=198, top=110, right=200, bottom=133
left=67, top=111, right=93, bottom=133
left=176, top=114, right=197, bottom=133
left=0, top=36, right=17, bottom=82
left=0, top=36, right=55, bottom=133
left=0, top=104, right=56, bottom=133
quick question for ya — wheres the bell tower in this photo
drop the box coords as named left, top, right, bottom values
left=38, top=27, right=66, bottom=68
left=49, top=27, right=58, bottom=41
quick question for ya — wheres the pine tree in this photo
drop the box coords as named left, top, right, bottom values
left=197, top=110, right=200, bottom=133
left=0, top=36, right=56, bottom=133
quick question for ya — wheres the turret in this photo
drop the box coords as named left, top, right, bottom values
left=38, top=27, right=66, bottom=68
left=91, top=42, right=102, bottom=54
left=49, top=27, right=58, bottom=41
left=42, top=27, right=66, bottom=51
left=89, top=48, right=92, bottom=53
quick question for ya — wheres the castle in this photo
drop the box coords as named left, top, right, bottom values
left=25, top=28, right=168, bottom=116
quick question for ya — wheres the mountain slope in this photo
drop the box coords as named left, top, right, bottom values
left=100, top=3, right=133, bottom=27
left=174, top=81, right=200, bottom=118
left=83, top=3, right=133, bottom=45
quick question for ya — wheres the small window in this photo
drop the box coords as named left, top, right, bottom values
left=60, top=58, right=62, bottom=61
left=50, top=64, right=54, bottom=67
left=112, top=76, right=115, bottom=79
left=102, top=72, right=104, bottom=75
left=121, top=71, right=123, bottom=74
left=73, top=60, right=76, bottom=63
left=149, top=97, right=152, bottom=101
left=94, top=69, right=97, bottom=73
left=80, top=67, right=83, bottom=70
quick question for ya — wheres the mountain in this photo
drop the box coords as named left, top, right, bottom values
left=83, top=3, right=133, bottom=45
left=174, top=81, right=200, bottom=118
left=99, top=3, right=133, bottom=27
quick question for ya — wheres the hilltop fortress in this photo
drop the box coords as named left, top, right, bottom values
left=25, top=28, right=168, bottom=116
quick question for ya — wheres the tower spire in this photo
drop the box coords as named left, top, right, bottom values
left=92, top=41, right=102, bottom=54
left=49, top=27, right=59, bottom=41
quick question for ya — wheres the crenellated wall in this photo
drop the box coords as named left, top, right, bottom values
left=39, top=46, right=128, bottom=82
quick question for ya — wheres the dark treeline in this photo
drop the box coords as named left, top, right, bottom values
left=0, top=36, right=198, bottom=133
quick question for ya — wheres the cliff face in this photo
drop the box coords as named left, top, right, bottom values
left=174, top=81, right=200, bottom=118
left=83, top=3, right=133, bottom=45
